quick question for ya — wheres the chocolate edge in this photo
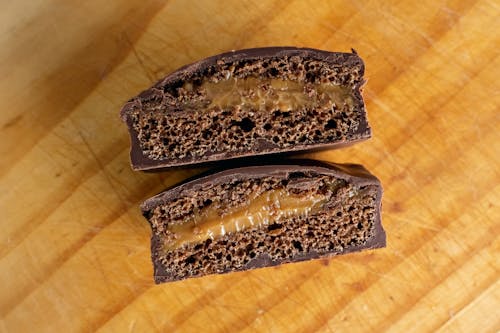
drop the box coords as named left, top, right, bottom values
left=153, top=46, right=364, bottom=89
left=141, top=160, right=379, bottom=211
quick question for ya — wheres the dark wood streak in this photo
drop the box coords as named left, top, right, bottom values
left=0, top=0, right=168, bottom=177
left=1, top=114, right=23, bottom=129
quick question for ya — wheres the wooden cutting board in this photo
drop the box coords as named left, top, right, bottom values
left=1, top=0, right=498, bottom=332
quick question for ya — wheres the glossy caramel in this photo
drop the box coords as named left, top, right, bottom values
left=164, top=189, right=326, bottom=250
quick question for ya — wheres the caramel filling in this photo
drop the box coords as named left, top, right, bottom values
left=182, top=77, right=353, bottom=111
left=165, top=189, right=326, bottom=250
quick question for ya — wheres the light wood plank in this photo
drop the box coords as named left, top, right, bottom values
left=1, top=0, right=499, bottom=332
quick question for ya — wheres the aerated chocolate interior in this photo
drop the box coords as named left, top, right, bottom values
left=142, top=161, right=385, bottom=283
left=121, top=47, right=371, bottom=169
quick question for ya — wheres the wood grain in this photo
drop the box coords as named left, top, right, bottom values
left=1, top=0, right=499, bottom=332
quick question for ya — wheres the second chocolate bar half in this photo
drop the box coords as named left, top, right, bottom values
left=142, top=160, right=384, bottom=283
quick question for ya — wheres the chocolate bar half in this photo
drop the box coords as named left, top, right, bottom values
left=142, top=160, right=385, bottom=283
left=121, top=47, right=370, bottom=170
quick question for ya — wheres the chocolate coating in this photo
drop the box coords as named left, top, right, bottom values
left=143, top=160, right=385, bottom=283
left=121, top=47, right=370, bottom=170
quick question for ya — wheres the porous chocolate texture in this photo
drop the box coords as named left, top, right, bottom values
left=142, top=160, right=385, bottom=283
left=121, top=47, right=370, bottom=170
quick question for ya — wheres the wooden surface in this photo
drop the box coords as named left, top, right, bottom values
left=1, top=0, right=499, bottom=332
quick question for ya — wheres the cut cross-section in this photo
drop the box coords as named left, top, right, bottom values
left=120, top=47, right=370, bottom=169
left=141, top=160, right=385, bottom=283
